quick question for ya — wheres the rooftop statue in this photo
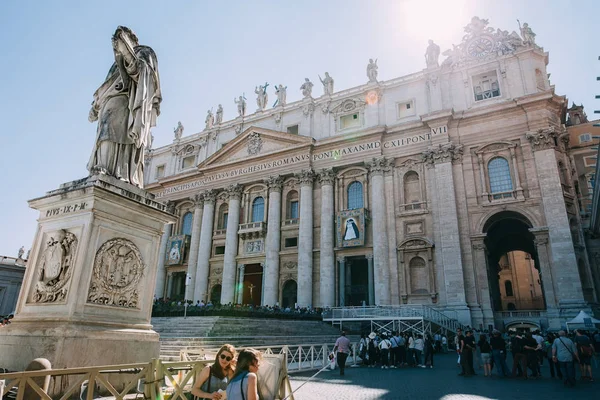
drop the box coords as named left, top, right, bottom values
left=234, top=95, right=247, bottom=117
left=174, top=121, right=184, bottom=140
left=367, top=59, right=378, bottom=83
left=425, top=40, right=440, bottom=68
left=255, top=82, right=269, bottom=111
left=518, top=20, right=536, bottom=46
left=274, top=84, right=287, bottom=107
left=215, top=104, right=224, bottom=124
left=205, top=109, right=214, bottom=130
left=87, top=26, right=162, bottom=188
left=300, top=78, right=314, bottom=99
left=319, top=72, right=334, bottom=96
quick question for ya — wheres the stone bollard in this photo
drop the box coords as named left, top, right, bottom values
left=23, top=358, right=51, bottom=400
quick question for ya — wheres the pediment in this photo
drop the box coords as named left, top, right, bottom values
left=475, top=141, right=516, bottom=154
left=398, top=237, right=434, bottom=250
left=199, top=126, right=314, bottom=168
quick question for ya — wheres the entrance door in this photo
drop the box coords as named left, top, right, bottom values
left=242, top=263, right=263, bottom=306
left=281, top=280, right=297, bottom=309
left=346, top=257, right=369, bottom=306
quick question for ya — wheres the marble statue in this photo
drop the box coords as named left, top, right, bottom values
left=300, top=78, right=314, bottom=98
left=174, top=121, right=184, bottom=139
left=319, top=72, right=334, bottom=96
left=518, top=20, right=536, bottom=46
left=274, top=84, right=287, bottom=106
left=205, top=109, right=214, bottom=130
left=367, top=59, right=378, bottom=82
left=215, top=104, right=224, bottom=124
left=17, top=246, right=25, bottom=259
left=425, top=40, right=441, bottom=68
left=234, top=95, right=247, bottom=117
left=87, top=26, right=162, bottom=188
left=255, top=83, right=269, bottom=111
left=442, top=44, right=462, bottom=68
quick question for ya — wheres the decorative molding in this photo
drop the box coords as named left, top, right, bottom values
left=318, top=168, right=336, bottom=186
left=421, top=142, right=464, bottom=165
left=296, top=169, right=315, bottom=186
left=87, top=238, right=145, bottom=309
left=265, top=176, right=284, bottom=192
left=226, top=183, right=243, bottom=200
left=190, top=193, right=204, bottom=208
left=202, top=189, right=217, bottom=204
left=525, top=126, right=561, bottom=152
left=330, top=98, right=367, bottom=117
left=247, top=132, right=263, bottom=155
left=283, top=261, right=297, bottom=270
left=302, top=101, right=315, bottom=117
left=32, top=230, right=78, bottom=303
left=367, top=157, right=393, bottom=176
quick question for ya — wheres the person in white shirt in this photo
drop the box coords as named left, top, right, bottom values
left=378, top=333, right=392, bottom=369
left=414, top=334, right=425, bottom=367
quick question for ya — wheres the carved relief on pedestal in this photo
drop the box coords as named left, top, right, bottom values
left=87, top=238, right=145, bottom=309
left=32, top=229, right=78, bottom=303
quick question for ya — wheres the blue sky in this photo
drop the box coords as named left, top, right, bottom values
left=0, top=0, right=598, bottom=257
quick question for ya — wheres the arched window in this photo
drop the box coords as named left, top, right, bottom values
left=347, top=181, right=364, bottom=210
left=252, top=197, right=265, bottom=222
left=218, top=204, right=229, bottom=230
left=504, top=280, right=514, bottom=297
left=210, top=284, right=222, bottom=305
left=286, top=190, right=299, bottom=219
left=409, top=256, right=428, bottom=294
left=403, top=171, right=421, bottom=209
left=488, top=157, right=513, bottom=196
left=181, top=212, right=193, bottom=235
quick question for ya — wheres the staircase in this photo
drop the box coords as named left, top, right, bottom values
left=152, top=316, right=343, bottom=361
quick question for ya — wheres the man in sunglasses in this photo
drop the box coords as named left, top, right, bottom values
left=333, top=331, right=351, bottom=376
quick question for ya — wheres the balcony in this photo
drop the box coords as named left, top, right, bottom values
left=238, top=221, right=266, bottom=239
left=283, top=218, right=299, bottom=226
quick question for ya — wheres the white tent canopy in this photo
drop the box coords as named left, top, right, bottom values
left=565, top=310, right=600, bottom=331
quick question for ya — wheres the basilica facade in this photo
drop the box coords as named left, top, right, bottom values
left=145, top=17, right=597, bottom=330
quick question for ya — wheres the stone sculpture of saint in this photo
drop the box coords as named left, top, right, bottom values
left=174, top=121, right=184, bottom=140
left=255, top=83, right=269, bottom=111
left=234, top=95, right=247, bottom=117
left=215, top=104, right=224, bottom=124
left=367, top=59, right=378, bottom=83
left=518, top=20, right=536, bottom=46
left=425, top=40, right=440, bottom=68
left=87, top=26, right=162, bottom=188
left=274, top=84, right=287, bottom=106
left=319, top=72, right=334, bottom=96
left=205, top=109, right=214, bottom=130
left=300, top=78, right=313, bottom=98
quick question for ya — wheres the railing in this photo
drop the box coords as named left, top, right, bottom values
left=497, top=310, right=546, bottom=319
left=322, top=305, right=465, bottom=333
left=238, top=221, right=265, bottom=231
left=0, top=359, right=208, bottom=400
left=283, top=218, right=299, bottom=226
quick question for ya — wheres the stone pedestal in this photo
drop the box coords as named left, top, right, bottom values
left=0, top=174, right=174, bottom=372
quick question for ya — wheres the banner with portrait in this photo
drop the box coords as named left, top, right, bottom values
left=166, top=235, right=189, bottom=265
left=336, top=209, right=365, bottom=247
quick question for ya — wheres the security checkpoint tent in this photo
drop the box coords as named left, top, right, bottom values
left=565, top=310, right=600, bottom=332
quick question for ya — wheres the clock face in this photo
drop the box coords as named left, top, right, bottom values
left=467, top=37, right=494, bottom=58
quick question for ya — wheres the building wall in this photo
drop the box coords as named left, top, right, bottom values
left=0, top=257, right=26, bottom=316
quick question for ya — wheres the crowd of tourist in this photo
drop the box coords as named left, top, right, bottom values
left=348, top=326, right=599, bottom=388
left=151, top=297, right=324, bottom=320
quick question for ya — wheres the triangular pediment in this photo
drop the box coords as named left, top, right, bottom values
left=199, top=126, right=314, bottom=169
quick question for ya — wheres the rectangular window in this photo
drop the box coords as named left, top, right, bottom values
left=473, top=71, right=501, bottom=102
left=182, top=155, right=195, bottom=169
left=340, top=113, right=360, bottom=130
left=584, top=156, right=597, bottom=167
left=397, top=100, right=416, bottom=119
left=290, top=201, right=299, bottom=219
left=285, top=237, right=298, bottom=248
left=287, top=125, right=299, bottom=135
left=579, top=133, right=592, bottom=143
left=222, top=213, right=228, bottom=229
left=214, top=246, right=225, bottom=255
left=156, top=165, right=165, bottom=179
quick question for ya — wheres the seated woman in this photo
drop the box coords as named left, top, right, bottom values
left=191, top=344, right=236, bottom=400
left=226, top=348, right=262, bottom=400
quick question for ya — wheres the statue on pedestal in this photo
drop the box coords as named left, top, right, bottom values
left=300, top=78, right=314, bottom=98
left=255, top=83, right=269, bottom=111
left=174, top=121, right=184, bottom=140
left=367, top=59, right=378, bottom=82
left=425, top=40, right=440, bottom=68
left=518, top=20, right=536, bottom=46
left=234, top=95, right=247, bottom=117
left=215, top=104, right=224, bottom=124
left=274, top=84, right=287, bottom=106
left=205, top=109, right=214, bottom=130
left=319, top=72, right=334, bottom=96
left=87, top=26, right=162, bottom=188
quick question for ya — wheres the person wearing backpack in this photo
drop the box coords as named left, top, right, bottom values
left=511, top=333, right=528, bottom=379
left=552, top=330, right=580, bottom=388
left=574, top=329, right=595, bottom=381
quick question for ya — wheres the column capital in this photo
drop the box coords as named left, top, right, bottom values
left=202, top=189, right=217, bottom=204
left=525, top=126, right=567, bottom=152
left=366, top=157, right=393, bottom=176
left=238, top=264, right=245, bottom=270
left=264, top=176, right=284, bottom=192
left=226, top=183, right=243, bottom=200
left=317, top=168, right=336, bottom=186
left=190, top=193, right=204, bottom=208
left=164, top=200, right=176, bottom=214
left=365, top=253, right=374, bottom=260
left=470, top=233, right=487, bottom=251
left=296, top=169, right=315, bottom=186
left=421, top=141, right=463, bottom=165
left=336, top=256, right=346, bottom=263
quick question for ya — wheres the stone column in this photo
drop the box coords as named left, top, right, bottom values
left=366, top=253, right=375, bottom=305
left=236, top=264, right=245, bottom=304
left=221, top=184, right=243, bottom=304
left=155, top=223, right=172, bottom=299
left=530, top=228, right=561, bottom=329
left=193, top=190, right=217, bottom=303
left=526, top=128, right=585, bottom=309
left=166, top=272, right=174, bottom=299
left=263, top=176, right=283, bottom=306
left=470, top=234, right=494, bottom=327
left=318, top=169, right=336, bottom=308
left=422, top=143, right=469, bottom=322
left=367, top=158, right=391, bottom=305
left=296, top=169, right=315, bottom=307
left=338, top=257, right=346, bottom=307
left=184, top=194, right=204, bottom=301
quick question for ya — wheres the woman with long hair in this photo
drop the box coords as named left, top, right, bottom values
left=226, top=348, right=262, bottom=400
left=191, top=344, right=236, bottom=400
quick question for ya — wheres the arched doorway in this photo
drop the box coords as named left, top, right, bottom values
left=281, top=280, right=297, bottom=309
left=210, top=284, right=222, bottom=305
left=483, top=211, right=546, bottom=312
left=242, top=264, right=263, bottom=306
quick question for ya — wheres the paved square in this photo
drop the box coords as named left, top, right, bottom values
left=288, top=353, right=597, bottom=400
